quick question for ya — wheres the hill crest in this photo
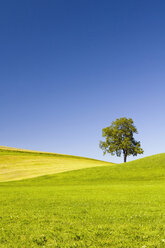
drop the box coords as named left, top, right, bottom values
left=0, top=146, right=112, bottom=182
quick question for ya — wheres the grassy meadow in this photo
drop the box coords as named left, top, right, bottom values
left=0, top=147, right=165, bottom=247
left=0, top=147, right=110, bottom=182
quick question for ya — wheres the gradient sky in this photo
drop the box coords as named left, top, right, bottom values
left=1, top=0, right=165, bottom=163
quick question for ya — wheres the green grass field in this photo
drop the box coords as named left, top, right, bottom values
left=0, top=147, right=165, bottom=247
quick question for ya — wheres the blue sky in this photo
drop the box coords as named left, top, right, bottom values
left=1, top=0, right=165, bottom=163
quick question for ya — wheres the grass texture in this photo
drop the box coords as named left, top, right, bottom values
left=0, top=147, right=111, bottom=182
left=0, top=148, right=165, bottom=247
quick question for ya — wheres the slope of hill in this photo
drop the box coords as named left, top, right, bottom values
left=0, top=150, right=165, bottom=248
left=0, top=146, right=112, bottom=182
left=4, top=152, right=165, bottom=186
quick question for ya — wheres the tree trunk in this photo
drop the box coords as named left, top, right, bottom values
left=123, top=150, right=127, bottom=163
left=124, top=154, right=127, bottom=163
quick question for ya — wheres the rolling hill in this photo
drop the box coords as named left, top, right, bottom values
left=0, top=146, right=112, bottom=182
left=0, top=148, right=165, bottom=247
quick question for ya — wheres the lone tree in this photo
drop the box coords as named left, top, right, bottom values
left=99, top=117, right=144, bottom=162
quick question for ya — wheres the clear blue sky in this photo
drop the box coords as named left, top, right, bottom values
left=1, top=0, right=165, bottom=163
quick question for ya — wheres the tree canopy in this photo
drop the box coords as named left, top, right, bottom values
left=99, top=117, right=144, bottom=162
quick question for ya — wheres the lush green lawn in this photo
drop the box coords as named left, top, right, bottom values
left=0, top=151, right=165, bottom=247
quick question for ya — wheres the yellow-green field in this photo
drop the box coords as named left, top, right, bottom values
left=0, top=147, right=165, bottom=247
left=0, top=146, right=111, bottom=182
